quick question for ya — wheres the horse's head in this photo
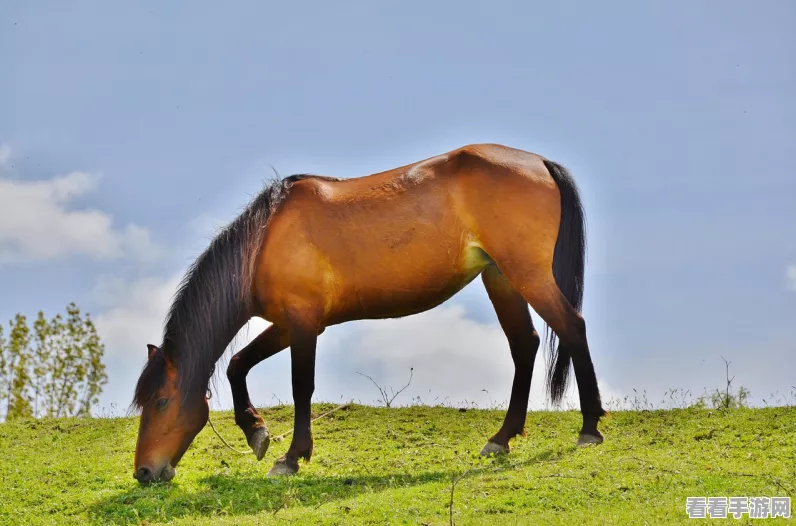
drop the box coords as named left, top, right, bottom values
left=132, top=344, right=208, bottom=484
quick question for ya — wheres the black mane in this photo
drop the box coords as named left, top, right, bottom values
left=132, top=174, right=318, bottom=411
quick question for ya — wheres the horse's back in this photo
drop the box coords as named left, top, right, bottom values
left=255, top=144, right=562, bottom=326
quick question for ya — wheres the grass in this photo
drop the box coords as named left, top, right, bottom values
left=0, top=404, right=794, bottom=525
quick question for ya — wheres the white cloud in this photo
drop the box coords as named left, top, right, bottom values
left=93, top=273, right=183, bottom=411
left=312, top=305, right=623, bottom=411
left=92, top=271, right=275, bottom=412
left=787, top=264, right=796, bottom=292
left=0, top=167, right=161, bottom=264
left=320, top=306, right=516, bottom=406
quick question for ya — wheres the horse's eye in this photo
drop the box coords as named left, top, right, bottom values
left=155, top=398, right=169, bottom=411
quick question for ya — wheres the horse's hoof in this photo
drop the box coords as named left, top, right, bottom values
left=267, top=458, right=298, bottom=477
left=577, top=432, right=604, bottom=447
left=248, top=427, right=270, bottom=461
left=479, top=441, right=509, bottom=457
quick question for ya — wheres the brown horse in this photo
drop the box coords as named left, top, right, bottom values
left=131, top=143, right=605, bottom=483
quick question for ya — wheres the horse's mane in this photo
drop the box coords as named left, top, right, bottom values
left=132, top=174, right=321, bottom=411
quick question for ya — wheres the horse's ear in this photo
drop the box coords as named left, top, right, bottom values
left=146, top=344, right=159, bottom=360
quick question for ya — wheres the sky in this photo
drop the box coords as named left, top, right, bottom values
left=1, top=1, right=794, bottom=417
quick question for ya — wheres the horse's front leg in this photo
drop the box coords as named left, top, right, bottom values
left=226, top=324, right=290, bottom=460
left=268, top=323, right=318, bottom=476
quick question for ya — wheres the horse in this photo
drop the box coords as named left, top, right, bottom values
left=131, top=143, right=606, bottom=483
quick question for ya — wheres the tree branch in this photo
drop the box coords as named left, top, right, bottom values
left=356, top=368, right=413, bottom=408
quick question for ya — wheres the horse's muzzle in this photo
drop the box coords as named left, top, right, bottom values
left=134, top=464, right=176, bottom=484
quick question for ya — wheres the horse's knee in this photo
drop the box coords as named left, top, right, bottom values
left=226, top=354, right=244, bottom=382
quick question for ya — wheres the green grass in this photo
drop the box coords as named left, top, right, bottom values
left=0, top=405, right=794, bottom=525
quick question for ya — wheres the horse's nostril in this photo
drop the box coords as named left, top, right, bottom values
left=161, top=465, right=176, bottom=482
left=135, top=466, right=153, bottom=483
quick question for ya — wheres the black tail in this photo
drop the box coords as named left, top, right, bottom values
left=542, top=159, right=586, bottom=405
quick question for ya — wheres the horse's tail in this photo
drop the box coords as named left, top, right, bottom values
left=542, top=159, right=586, bottom=405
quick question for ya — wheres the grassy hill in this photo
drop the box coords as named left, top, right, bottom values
left=0, top=404, right=793, bottom=525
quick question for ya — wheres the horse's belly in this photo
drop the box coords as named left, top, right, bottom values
left=327, top=240, right=491, bottom=323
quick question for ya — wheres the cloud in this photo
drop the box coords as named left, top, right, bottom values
left=787, top=264, right=796, bottom=292
left=93, top=273, right=183, bottom=411
left=92, top=270, right=273, bottom=412
left=311, top=305, right=623, bottom=411
left=0, top=164, right=161, bottom=264
left=319, top=306, right=516, bottom=406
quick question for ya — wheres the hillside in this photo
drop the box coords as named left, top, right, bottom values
left=0, top=405, right=793, bottom=525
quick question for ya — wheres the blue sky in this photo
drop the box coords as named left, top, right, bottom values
left=1, top=1, right=794, bottom=415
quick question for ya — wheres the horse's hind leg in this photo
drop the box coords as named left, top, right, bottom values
left=479, top=265, right=541, bottom=456
left=494, top=267, right=605, bottom=446
left=226, top=324, right=290, bottom=460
